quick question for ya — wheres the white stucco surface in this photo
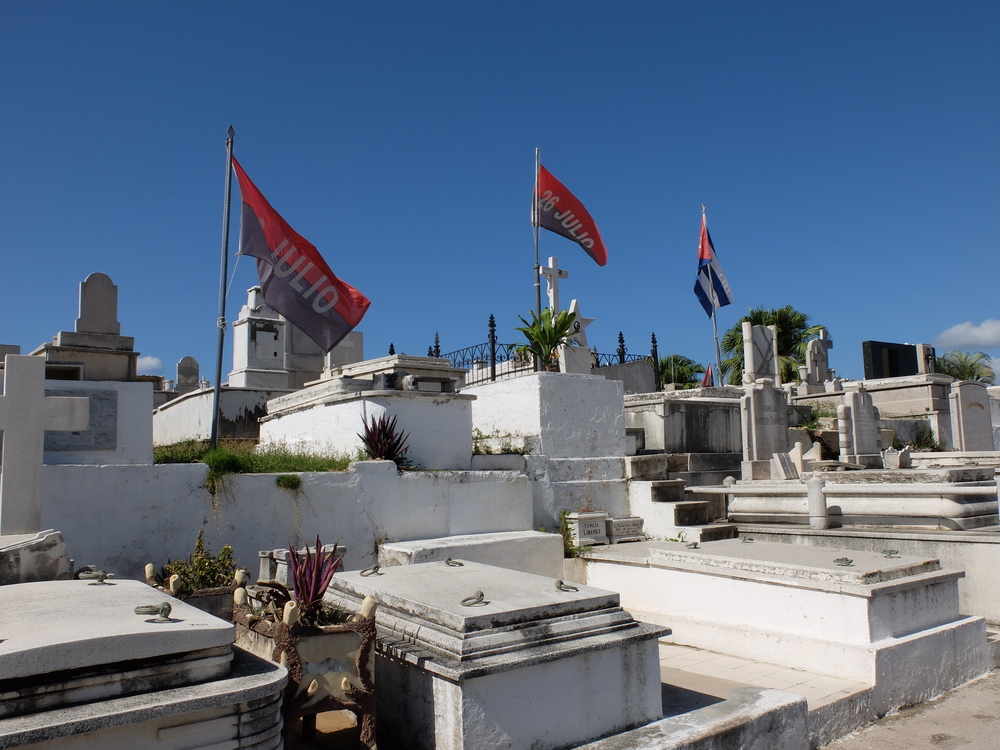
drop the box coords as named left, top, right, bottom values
left=260, top=389, right=474, bottom=470
left=41, top=460, right=532, bottom=578
left=468, top=372, right=626, bottom=458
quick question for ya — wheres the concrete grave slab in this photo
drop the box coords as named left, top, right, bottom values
left=326, top=560, right=666, bottom=750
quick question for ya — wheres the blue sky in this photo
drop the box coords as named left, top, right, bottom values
left=2, top=2, right=997, bottom=382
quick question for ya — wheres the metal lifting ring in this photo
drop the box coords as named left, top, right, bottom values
left=134, top=602, right=173, bottom=622
left=444, top=557, right=464, bottom=567
left=555, top=580, right=578, bottom=592
left=79, top=570, right=110, bottom=584
left=360, top=564, right=382, bottom=577
left=461, top=591, right=486, bottom=607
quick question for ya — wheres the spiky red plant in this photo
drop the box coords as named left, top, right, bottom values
left=287, top=535, right=343, bottom=624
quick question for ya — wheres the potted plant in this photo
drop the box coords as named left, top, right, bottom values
left=144, top=529, right=246, bottom=620
left=232, top=536, right=378, bottom=748
left=514, top=308, right=578, bottom=371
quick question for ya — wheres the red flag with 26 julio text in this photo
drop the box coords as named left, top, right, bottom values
left=232, top=157, right=370, bottom=352
left=532, top=165, right=608, bottom=266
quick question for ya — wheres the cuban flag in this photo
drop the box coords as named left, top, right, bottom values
left=232, top=157, right=370, bottom=352
left=693, top=212, right=733, bottom=317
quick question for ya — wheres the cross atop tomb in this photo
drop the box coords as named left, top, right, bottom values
left=541, top=256, right=569, bottom=312
left=0, top=355, right=89, bottom=534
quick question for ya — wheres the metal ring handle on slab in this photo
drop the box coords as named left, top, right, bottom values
left=134, top=602, right=173, bottom=622
left=833, top=558, right=854, bottom=567
left=444, top=557, right=464, bottom=567
left=360, top=564, right=382, bottom=577
left=461, top=591, right=486, bottom=607
left=79, top=570, right=110, bottom=584
left=555, top=580, right=578, bottom=592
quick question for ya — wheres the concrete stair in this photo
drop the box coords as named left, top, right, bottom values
left=629, top=479, right=737, bottom=543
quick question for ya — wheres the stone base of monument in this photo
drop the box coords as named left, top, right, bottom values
left=729, top=467, right=999, bottom=529
left=582, top=540, right=988, bottom=718
left=0, top=579, right=286, bottom=749
left=378, top=530, right=564, bottom=578
left=325, top=560, right=666, bottom=750
left=0, top=529, right=71, bottom=585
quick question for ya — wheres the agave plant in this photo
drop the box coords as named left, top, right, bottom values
left=358, top=413, right=413, bottom=468
left=514, top=308, right=578, bottom=371
left=287, top=536, right=344, bottom=625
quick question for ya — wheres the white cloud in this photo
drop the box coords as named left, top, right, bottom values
left=933, top=319, right=1000, bottom=352
left=137, top=356, right=164, bottom=375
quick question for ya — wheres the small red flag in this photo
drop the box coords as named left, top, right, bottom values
left=533, top=165, right=608, bottom=266
left=232, top=158, right=370, bottom=352
left=702, top=364, right=714, bottom=387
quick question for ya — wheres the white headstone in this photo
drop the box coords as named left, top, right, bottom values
left=805, top=329, right=833, bottom=385
left=75, top=272, right=121, bottom=335
left=0, top=356, right=89, bottom=534
left=949, top=380, right=993, bottom=451
left=740, top=378, right=789, bottom=479
left=742, top=323, right=781, bottom=385
left=838, top=384, right=883, bottom=468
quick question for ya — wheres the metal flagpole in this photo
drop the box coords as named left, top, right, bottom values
left=210, top=125, right=235, bottom=447
left=703, top=204, right=723, bottom=384
left=533, top=148, right=542, bottom=317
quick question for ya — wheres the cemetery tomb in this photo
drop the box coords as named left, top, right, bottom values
left=583, top=539, right=988, bottom=717
left=325, top=560, right=665, bottom=750
left=728, top=466, right=999, bottom=529
left=0, top=579, right=286, bottom=749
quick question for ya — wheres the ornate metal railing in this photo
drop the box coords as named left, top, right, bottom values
left=437, top=320, right=663, bottom=391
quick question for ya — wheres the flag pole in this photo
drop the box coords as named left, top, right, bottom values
left=533, top=147, right=541, bottom=317
left=210, top=125, right=235, bottom=447
left=703, top=204, right=724, bottom=384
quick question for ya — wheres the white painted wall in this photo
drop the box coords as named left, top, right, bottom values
left=468, top=372, right=626, bottom=458
left=259, top=391, right=474, bottom=470
left=153, top=388, right=289, bottom=444
left=44, top=380, right=153, bottom=465
left=41, top=460, right=531, bottom=579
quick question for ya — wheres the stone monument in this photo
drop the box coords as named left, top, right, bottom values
left=837, top=384, right=883, bottom=468
left=740, top=378, right=789, bottom=479
left=29, top=273, right=139, bottom=381
left=742, top=323, right=781, bottom=385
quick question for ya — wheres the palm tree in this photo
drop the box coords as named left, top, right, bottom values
left=935, top=351, right=995, bottom=383
left=720, top=306, right=826, bottom=385
left=658, top=354, right=705, bottom=388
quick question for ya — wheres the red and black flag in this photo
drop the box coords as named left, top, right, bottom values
left=532, top=165, right=608, bottom=266
left=232, top=158, right=370, bottom=352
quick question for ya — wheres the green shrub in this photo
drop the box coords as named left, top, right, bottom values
left=163, top=529, right=237, bottom=592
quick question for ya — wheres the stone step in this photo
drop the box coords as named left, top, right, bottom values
left=649, top=479, right=686, bottom=504
left=625, top=453, right=672, bottom=480
left=671, top=500, right=712, bottom=526
left=667, top=453, right=742, bottom=472
left=672, top=469, right=741, bottom=487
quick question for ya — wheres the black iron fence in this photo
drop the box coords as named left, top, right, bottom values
left=436, top=317, right=663, bottom=390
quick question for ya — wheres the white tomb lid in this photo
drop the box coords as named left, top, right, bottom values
left=647, top=538, right=943, bottom=586
left=326, top=560, right=665, bottom=679
left=0, top=580, right=234, bottom=718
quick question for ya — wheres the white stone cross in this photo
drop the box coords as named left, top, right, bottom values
left=541, top=256, right=569, bottom=312
left=0, top=355, right=89, bottom=534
